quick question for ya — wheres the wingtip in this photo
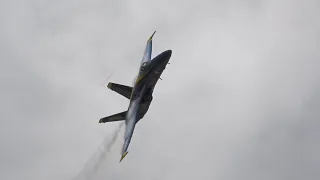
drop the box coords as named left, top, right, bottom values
left=119, top=151, right=128, bottom=162
left=107, top=82, right=112, bottom=89
left=148, top=31, right=156, bottom=41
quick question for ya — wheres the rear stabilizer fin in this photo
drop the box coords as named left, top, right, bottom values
left=107, top=82, right=133, bottom=99
left=99, top=111, right=127, bottom=123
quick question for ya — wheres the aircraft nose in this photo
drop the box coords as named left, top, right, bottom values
left=164, top=50, right=172, bottom=58
left=151, top=50, right=172, bottom=66
left=158, top=50, right=172, bottom=61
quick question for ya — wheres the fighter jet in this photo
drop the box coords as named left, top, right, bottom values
left=99, top=31, right=172, bottom=162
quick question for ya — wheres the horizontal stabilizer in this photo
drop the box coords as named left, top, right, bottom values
left=99, top=111, right=127, bottom=123
left=107, top=82, right=133, bottom=99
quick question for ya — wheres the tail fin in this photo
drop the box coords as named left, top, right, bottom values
left=99, top=111, right=127, bottom=123
left=107, top=82, right=133, bottom=99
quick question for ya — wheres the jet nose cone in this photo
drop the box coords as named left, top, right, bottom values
left=151, top=50, right=172, bottom=65
left=161, top=50, right=172, bottom=63
left=164, top=50, right=172, bottom=58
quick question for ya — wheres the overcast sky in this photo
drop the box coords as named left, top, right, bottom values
left=1, top=0, right=320, bottom=180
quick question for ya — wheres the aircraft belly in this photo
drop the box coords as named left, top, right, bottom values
left=146, top=64, right=166, bottom=89
left=138, top=102, right=150, bottom=118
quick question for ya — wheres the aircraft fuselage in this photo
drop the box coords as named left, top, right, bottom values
left=127, top=49, right=172, bottom=124
left=99, top=31, right=172, bottom=162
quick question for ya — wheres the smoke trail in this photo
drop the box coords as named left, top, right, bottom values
left=72, top=71, right=120, bottom=180
left=100, top=72, right=114, bottom=87
left=73, top=122, right=124, bottom=180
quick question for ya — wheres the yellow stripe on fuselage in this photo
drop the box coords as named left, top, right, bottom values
left=129, top=71, right=149, bottom=100
left=135, top=68, right=151, bottom=84
left=135, top=74, right=144, bottom=84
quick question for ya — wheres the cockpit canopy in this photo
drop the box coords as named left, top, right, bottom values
left=140, top=62, right=149, bottom=72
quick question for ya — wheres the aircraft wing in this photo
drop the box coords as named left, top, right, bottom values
left=119, top=117, right=136, bottom=162
left=135, top=31, right=156, bottom=85
left=119, top=91, right=143, bottom=162
left=140, top=31, right=156, bottom=65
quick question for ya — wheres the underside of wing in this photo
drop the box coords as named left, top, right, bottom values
left=140, top=31, right=156, bottom=65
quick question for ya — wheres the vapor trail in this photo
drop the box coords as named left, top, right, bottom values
left=100, top=72, right=114, bottom=87
left=73, top=122, right=124, bottom=180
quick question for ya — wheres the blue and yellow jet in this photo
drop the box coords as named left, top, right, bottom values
left=99, top=31, right=172, bottom=162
